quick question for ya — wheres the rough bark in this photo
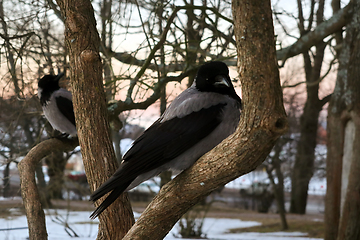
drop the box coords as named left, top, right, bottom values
left=335, top=1, right=360, bottom=238
left=122, top=0, right=288, bottom=239
left=55, top=0, right=134, bottom=239
left=337, top=117, right=360, bottom=240
left=18, top=138, right=78, bottom=240
left=325, top=0, right=360, bottom=239
left=325, top=111, right=345, bottom=240
left=324, top=42, right=348, bottom=240
left=323, top=1, right=345, bottom=238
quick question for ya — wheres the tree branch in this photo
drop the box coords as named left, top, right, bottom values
left=109, top=67, right=197, bottom=116
left=282, top=53, right=337, bottom=89
left=320, top=94, right=332, bottom=108
left=109, top=1, right=352, bottom=71
left=125, top=4, right=235, bottom=103
left=46, top=0, right=65, bottom=22
left=18, top=138, right=78, bottom=240
left=277, top=2, right=353, bottom=66
left=0, top=31, right=35, bottom=41
left=44, top=0, right=352, bottom=72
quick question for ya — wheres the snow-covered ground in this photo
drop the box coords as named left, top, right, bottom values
left=0, top=209, right=322, bottom=240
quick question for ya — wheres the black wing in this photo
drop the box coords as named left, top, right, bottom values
left=89, top=103, right=226, bottom=218
left=55, top=96, right=76, bottom=126
left=122, top=103, right=226, bottom=171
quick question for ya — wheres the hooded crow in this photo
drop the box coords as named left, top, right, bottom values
left=90, top=61, right=241, bottom=218
left=38, top=73, right=77, bottom=137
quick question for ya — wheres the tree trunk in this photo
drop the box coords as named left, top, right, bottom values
left=267, top=169, right=288, bottom=230
left=323, top=1, right=344, bottom=239
left=122, top=0, right=288, bottom=238
left=324, top=51, right=347, bottom=239
left=46, top=152, right=66, bottom=200
left=35, top=162, right=49, bottom=207
left=266, top=139, right=288, bottom=230
left=55, top=0, right=134, bottom=239
left=324, top=108, right=344, bottom=240
left=290, top=0, right=328, bottom=214
left=3, top=161, right=10, bottom=198
left=337, top=119, right=360, bottom=240
left=325, top=1, right=360, bottom=239
left=290, top=100, right=321, bottom=214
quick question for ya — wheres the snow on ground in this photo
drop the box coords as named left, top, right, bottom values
left=0, top=210, right=323, bottom=240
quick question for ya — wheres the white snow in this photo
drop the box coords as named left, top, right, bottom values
left=0, top=196, right=22, bottom=201
left=0, top=210, right=323, bottom=240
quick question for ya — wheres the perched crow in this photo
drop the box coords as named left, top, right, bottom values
left=38, top=73, right=76, bottom=137
left=90, top=61, right=242, bottom=218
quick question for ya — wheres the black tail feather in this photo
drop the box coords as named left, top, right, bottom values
left=90, top=174, right=126, bottom=202
left=90, top=179, right=134, bottom=219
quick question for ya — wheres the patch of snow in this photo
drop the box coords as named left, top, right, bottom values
left=0, top=210, right=322, bottom=240
left=0, top=196, right=22, bottom=201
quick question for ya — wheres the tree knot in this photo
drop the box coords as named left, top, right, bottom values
left=274, top=117, right=288, bottom=134
left=80, top=50, right=100, bottom=63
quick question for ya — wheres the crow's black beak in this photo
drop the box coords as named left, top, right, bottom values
left=54, top=72, right=65, bottom=81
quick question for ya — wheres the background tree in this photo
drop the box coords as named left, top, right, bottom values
left=325, top=0, right=360, bottom=239
left=0, top=0, right=48, bottom=202
left=0, top=0, right=72, bottom=204
left=264, top=137, right=289, bottom=230
left=0, top=96, right=44, bottom=197
left=288, top=0, right=332, bottom=214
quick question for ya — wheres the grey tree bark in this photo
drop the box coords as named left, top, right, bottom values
left=325, top=0, right=360, bottom=239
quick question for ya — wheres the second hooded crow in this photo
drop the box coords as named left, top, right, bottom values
left=38, top=73, right=77, bottom=137
left=90, top=61, right=242, bottom=218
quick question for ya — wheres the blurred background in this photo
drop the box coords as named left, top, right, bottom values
left=0, top=0, right=355, bottom=239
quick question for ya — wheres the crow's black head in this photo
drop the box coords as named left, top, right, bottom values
left=38, top=73, right=64, bottom=92
left=195, top=61, right=241, bottom=103
left=38, top=73, right=64, bottom=106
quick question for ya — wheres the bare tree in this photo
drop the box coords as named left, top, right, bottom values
left=325, top=0, right=360, bottom=239
left=264, top=137, right=289, bottom=230
left=287, top=0, right=333, bottom=214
